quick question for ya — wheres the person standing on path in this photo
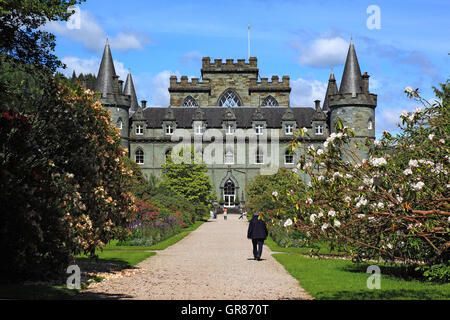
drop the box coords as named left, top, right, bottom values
left=223, top=208, right=228, bottom=220
left=247, top=212, right=268, bottom=261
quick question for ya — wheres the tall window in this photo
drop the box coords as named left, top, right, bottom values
left=285, top=149, right=294, bottom=164
left=116, top=118, right=123, bottom=130
left=165, top=149, right=172, bottom=162
left=315, top=125, right=323, bottom=136
left=255, top=124, right=264, bottom=135
left=225, top=124, right=234, bottom=135
left=261, top=95, right=279, bottom=107
left=368, top=120, right=373, bottom=130
left=136, top=124, right=144, bottom=135
left=224, top=149, right=234, bottom=164
left=285, top=124, right=294, bottom=135
left=218, top=89, right=242, bottom=107
left=223, top=180, right=236, bottom=207
left=255, top=148, right=264, bottom=164
left=135, top=149, right=144, bottom=165
left=182, top=96, right=198, bottom=107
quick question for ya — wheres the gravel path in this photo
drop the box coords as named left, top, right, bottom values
left=77, top=214, right=313, bottom=300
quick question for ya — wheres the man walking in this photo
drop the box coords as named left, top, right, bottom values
left=247, top=212, right=268, bottom=261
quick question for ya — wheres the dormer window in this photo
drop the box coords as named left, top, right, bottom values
left=136, top=124, right=144, bottom=135
left=285, top=124, right=294, bottom=135
left=166, top=124, right=174, bottom=135
left=315, top=125, right=324, bottom=136
left=226, top=124, right=234, bottom=135
left=195, top=123, right=204, bottom=135
left=255, top=124, right=264, bottom=135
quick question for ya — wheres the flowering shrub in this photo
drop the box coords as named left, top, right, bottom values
left=271, top=81, right=449, bottom=272
left=0, top=59, right=137, bottom=280
left=119, top=200, right=183, bottom=246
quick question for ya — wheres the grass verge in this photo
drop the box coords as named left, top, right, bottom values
left=273, top=253, right=450, bottom=300
left=266, top=237, right=346, bottom=256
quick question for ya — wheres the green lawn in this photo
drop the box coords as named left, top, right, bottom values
left=273, top=253, right=450, bottom=300
left=102, top=220, right=206, bottom=251
left=266, top=237, right=346, bottom=256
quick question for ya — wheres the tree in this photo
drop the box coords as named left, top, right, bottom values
left=161, top=148, right=216, bottom=207
left=246, top=168, right=302, bottom=216
left=274, top=81, right=449, bottom=272
left=0, top=0, right=85, bottom=72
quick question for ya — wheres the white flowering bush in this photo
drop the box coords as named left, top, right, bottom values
left=276, top=81, right=449, bottom=271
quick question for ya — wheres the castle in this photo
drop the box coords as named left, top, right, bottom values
left=93, top=39, right=377, bottom=208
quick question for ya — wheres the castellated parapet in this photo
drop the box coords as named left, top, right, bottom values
left=249, top=76, right=291, bottom=93
left=169, top=76, right=211, bottom=93
left=201, top=57, right=259, bottom=75
left=328, top=92, right=377, bottom=109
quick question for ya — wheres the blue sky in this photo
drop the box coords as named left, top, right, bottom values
left=45, top=0, right=449, bottom=137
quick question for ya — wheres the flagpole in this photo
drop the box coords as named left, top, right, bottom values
left=248, top=23, right=250, bottom=59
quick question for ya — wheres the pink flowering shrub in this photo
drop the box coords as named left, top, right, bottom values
left=0, top=65, right=137, bottom=281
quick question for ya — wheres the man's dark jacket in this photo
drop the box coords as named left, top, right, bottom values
left=247, top=216, right=269, bottom=240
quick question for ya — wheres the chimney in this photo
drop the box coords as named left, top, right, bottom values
left=141, top=100, right=147, bottom=108
left=112, top=75, right=119, bottom=94
left=362, top=72, right=370, bottom=93
left=118, top=80, right=124, bottom=93
left=314, top=100, right=321, bottom=111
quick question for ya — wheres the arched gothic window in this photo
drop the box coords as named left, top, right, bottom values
left=116, top=118, right=123, bottom=130
left=182, top=96, right=198, bottom=107
left=218, top=89, right=242, bottom=107
left=135, top=149, right=144, bottom=165
left=165, top=149, right=172, bottom=162
left=368, top=119, right=373, bottom=130
left=261, top=95, right=279, bottom=107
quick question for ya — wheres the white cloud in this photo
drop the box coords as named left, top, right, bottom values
left=180, top=51, right=203, bottom=65
left=61, top=57, right=128, bottom=82
left=298, top=37, right=349, bottom=68
left=44, top=9, right=150, bottom=53
left=291, top=78, right=327, bottom=107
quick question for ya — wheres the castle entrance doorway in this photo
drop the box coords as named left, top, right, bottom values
left=224, top=179, right=236, bottom=208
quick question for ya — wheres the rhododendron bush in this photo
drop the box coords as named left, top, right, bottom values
left=0, top=61, right=137, bottom=280
left=272, top=81, right=449, bottom=268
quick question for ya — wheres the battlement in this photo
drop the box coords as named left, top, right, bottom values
left=201, top=57, right=259, bottom=74
left=249, top=75, right=291, bottom=93
left=328, top=92, right=377, bottom=108
left=169, top=76, right=211, bottom=93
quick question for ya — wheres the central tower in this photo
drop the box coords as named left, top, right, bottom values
left=169, top=58, right=291, bottom=107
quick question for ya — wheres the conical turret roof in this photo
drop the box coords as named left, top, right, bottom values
left=339, top=40, right=363, bottom=95
left=124, top=71, right=139, bottom=111
left=323, top=69, right=339, bottom=111
left=95, top=39, right=117, bottom=96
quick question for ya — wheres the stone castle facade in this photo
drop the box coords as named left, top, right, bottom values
left=93, top=39, right=377, bottom=208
